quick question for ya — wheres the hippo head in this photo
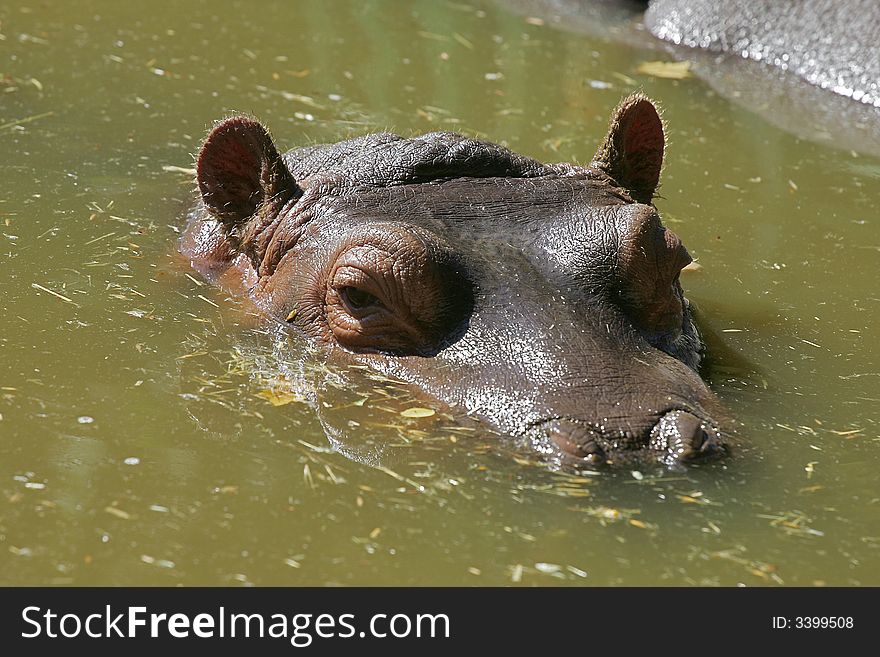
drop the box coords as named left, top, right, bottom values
left=183, top=94, right=726, bottom=469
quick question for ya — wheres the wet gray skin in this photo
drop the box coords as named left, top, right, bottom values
left=643, top=0, right=880, bottom=156
left=501, top=1, right=880, bottom=157
left=645, top=0, right=880, bottom=108
left=181, top=94, right=726, bottom=469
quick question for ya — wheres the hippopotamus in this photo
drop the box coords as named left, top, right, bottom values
left=646, top=0, right=879, bottom=107
left=500, top=0, right=880, bottom=156
left=645, top=0, right=880, bottom=155
left=180, top=94, right=726, bottom=469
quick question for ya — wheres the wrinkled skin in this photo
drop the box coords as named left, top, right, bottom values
left=180, top=94, right=726, bottom=469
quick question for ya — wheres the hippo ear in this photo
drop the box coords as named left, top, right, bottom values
left=196, top=116, right=298, bottom=231
left=592, top=94, right=665, bottom=204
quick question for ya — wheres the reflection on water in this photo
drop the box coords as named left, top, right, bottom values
left=0, top=0, right=878, bottom=586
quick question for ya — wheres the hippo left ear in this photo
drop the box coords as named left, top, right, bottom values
left=592, top=94, right=665, bottom=204
left=196, top=116, right=299, bottom=233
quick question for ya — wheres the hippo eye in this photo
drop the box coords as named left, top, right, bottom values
left=340, top=286, right=382, bottom=311
left=325, top=232, right=473, bottom=356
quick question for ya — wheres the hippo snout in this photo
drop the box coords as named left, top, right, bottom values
left=649, top=410, right=725, bottom=464
left=537, top=410, right=725, bottom=469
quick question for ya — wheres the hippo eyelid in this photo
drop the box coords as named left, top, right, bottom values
left=339, top=285, right=384, bottom=312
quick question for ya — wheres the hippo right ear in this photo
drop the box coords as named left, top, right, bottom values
left=592, top=94, right=665, bottom=204
left=196, top=116, right=299, bottom=233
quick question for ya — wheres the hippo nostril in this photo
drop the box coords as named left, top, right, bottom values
left=672, top=411, right=704, bottom=455
left=540, top=420, right=606, bottom=467
left=651, top=410, right=722, bottom=462
left=695, top=426, right=724, bottom=458
left=580, top=446, right=606, bottom=467
left=560, top=435, right=606, bottom=466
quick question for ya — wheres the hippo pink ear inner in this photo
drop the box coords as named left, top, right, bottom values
left=196, top=116, right=298, bottom=230
left=593, top=94, right=665, bottom=204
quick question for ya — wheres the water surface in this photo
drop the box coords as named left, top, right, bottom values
left=1, top=0, right=878, bottom=586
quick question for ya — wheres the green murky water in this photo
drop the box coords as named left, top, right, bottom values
left=1, top=0, right=878, bottom=586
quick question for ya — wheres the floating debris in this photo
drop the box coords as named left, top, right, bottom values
left=676, top=491, right=719, bottom=506
left=400, top=407, right=435, bottom=418
left=452, top=33, right=474, bottom=50
left=0, top=110, right=54, bottom=132
left=84, top=231, right=116, bottom=245
left=375, top=466, right=429, bottom=495
left=104, top=506, right=131, bottom=520
left=566, top=565, right=588, bottom=578
left=140, top=555, right=175, bottom=569
left=628, top=519, right=654, bottom=530
left=636, top=60, right=692, bottom=79
left=611, top=71, right=638, bottom=86
left=32, top=282, right=79, bottom=307
left=296, top=439, right=334, bottom=454
left=161, top=165, right=196, bottom=175
left=570, top=505, right=648, bottom=526
left=711, top=548, right=783, bottom=584
left=510, top=564, right=524, bottom=582
left=757, top=511, right=825, bottom=537
left=417, top=31, right=450, bottom=42
left=703, top=520, right=722, bottom=535
left=534, top=562, right=562, bottom=575
left=197, top=294, right=219, bottom=308
left=9, top=545, right=34, bottom=557
left=257, top=389, right=305, bottom=406
left=827, top=428, right=862, bottom=437
left=318, top=465, right=340, bottom=485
